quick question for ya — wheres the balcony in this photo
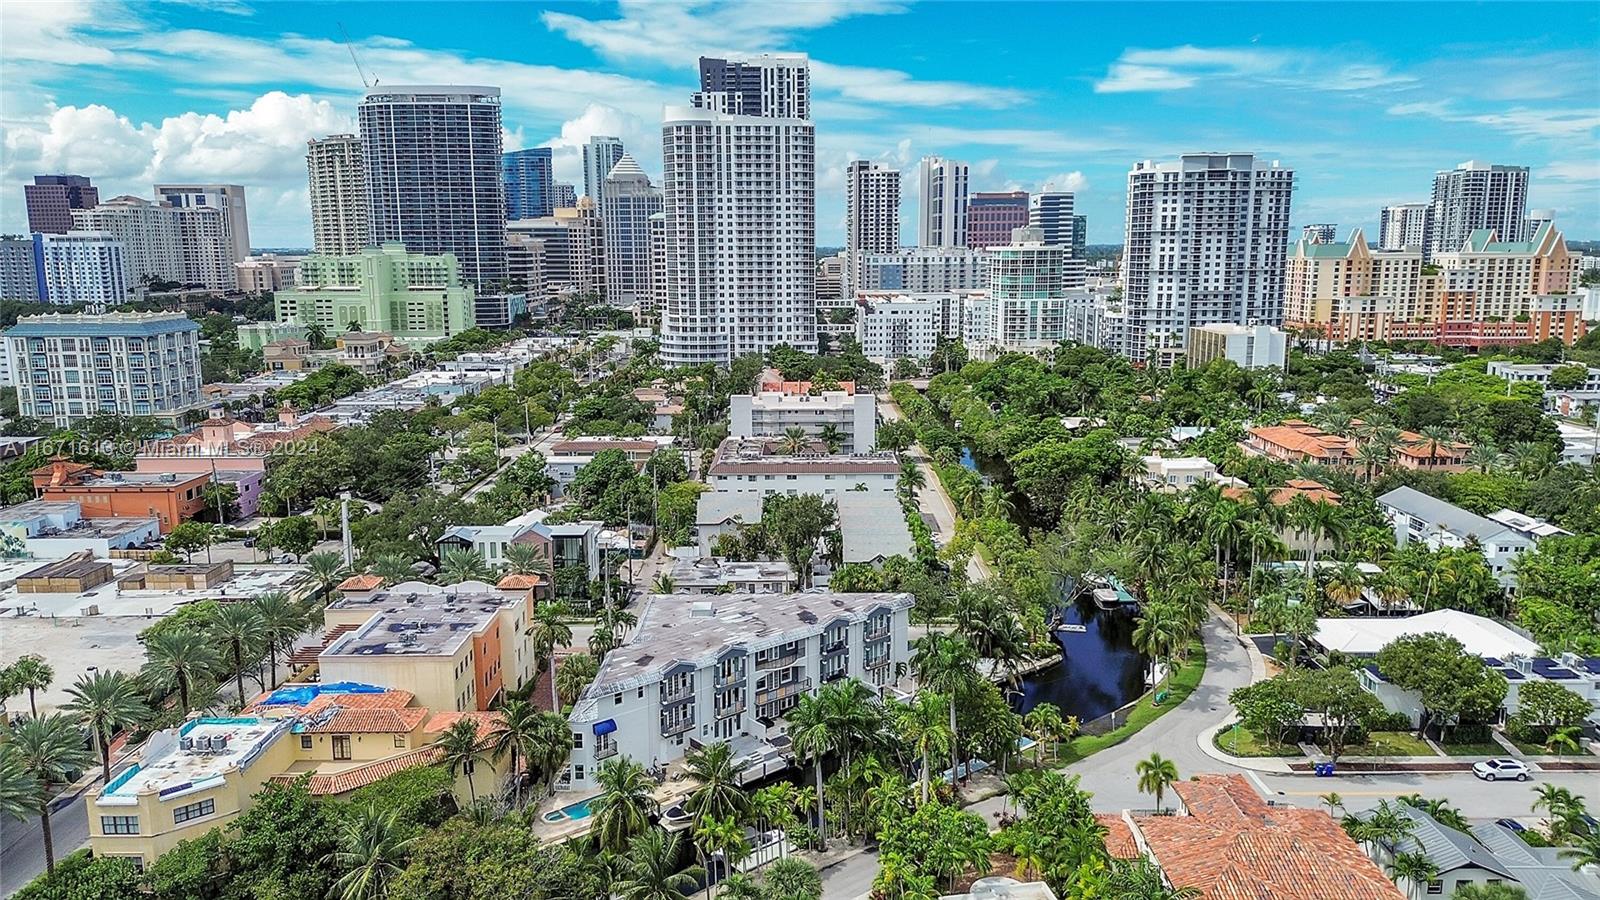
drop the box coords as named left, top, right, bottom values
left=714, top=699, right=746, bottom=719
left=864, top=656, right=891, bottom=671
left=715, top=670, right=744, bottom=689
left=756, top=678, right=811, bottom=706
left=661, top=718, right=695, bottom=737
left=596, top=742, right=619, bottom=760
left=755, top=650, right=801, bottom=671
left=820, top=637, right=848, bottom=656
left=863, top=623, right=891, bottom=642
left=660, top=683, right=695, bottom=704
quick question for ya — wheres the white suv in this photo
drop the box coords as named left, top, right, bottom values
left=1473, top=758, right=1531, bottom=782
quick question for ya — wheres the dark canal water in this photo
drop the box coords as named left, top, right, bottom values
left=957, top=447, right=1148, bottom=721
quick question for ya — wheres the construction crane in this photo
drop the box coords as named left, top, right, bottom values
left=339, top=23, right=376, bottom=90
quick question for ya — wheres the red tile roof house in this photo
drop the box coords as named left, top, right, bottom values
left=1108, top=774, right=1405, bottom=900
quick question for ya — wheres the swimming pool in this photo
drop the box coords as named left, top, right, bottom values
left=542, top=797, right=598, bottom=823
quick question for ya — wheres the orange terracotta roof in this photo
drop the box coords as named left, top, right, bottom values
left=423, top=711, right=502, bottom=742
left=307, top=707, right=429, bottom=734
left=1247, top=424, right=1354, bottom=458
left=290, top=746, right=446, bottom=795
left=1097, top=814, right=1139, bottom=859
left=337, top=574, right=384, bottom=591
left=496, top=573, right=545, bottom=589
left=1132, top=775, right=1403, bottom=900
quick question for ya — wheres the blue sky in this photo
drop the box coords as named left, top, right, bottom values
left=3, top=1, right=1597, bottom=248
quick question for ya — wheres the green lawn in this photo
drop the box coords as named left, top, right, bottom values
left=1055, top=640, right=1207, bottom=765
left=1345, top=731, right=1436, bottom=757
left=1510, top=739, right=1557, bottom=756
left=1439, top=742, right=1503, bottom=757
left=1212, top=726, right=1297, bottom=758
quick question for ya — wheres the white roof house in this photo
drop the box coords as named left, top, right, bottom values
left=1312, top=609, right=1541, bottom=658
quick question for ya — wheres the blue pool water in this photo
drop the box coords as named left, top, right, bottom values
left=550, top=798, right=595, bottom=821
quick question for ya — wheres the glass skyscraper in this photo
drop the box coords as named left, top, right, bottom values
left=503, top=148, right=554, bottom=220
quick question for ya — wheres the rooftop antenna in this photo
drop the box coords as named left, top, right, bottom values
left=339, top=23, right=375, bottom=90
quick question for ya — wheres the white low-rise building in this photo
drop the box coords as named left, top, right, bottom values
left=1556, top=420, right=1599, bottom=465
left=563, top=590, right=914, bottom=791
left=542, top=436, right=677, bottom=497
left=666, top=554, right=797, bottom=594
left=1185, top=323, right=1287, bottom=370
left=1140, top=456, right=1244, bottom=492
left=0, top=500, right=159, bottom=557
left=729, top=390, right=876, bottom=454
left=853, top=293, right=941, bottom=362
left=706, top=437, right=898, bottom=497
left=1377, top=487, right=1567, bottom=588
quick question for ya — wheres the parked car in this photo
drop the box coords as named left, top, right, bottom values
left=1494, top=818, right=1527, bottom=833
left=1473, top=758, right=1531, bottom=782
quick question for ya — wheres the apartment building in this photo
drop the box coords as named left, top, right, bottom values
left=319, top=581, right=537, bottom=712
left=563, top=590, right=914, bottom=792
left=155, top=184, right=250, bottom=263
left=1122, top=153, right=1295, bottom=366
left=71, top=196, right=231, bottom=290
left=1378, top=202, right=1430, bottom=251
left=1241, top=420, right=1469, bottom=473
left=0, top=236, right=40, bottom=302
left=858, top=247, right=987, bottom=292
left=1300, top=223, right=1337, bottom=244
left=1487, top=361, right=1600, bottom=392
left=88, top=690, right=509, bottom=869
left=854, top=293, right=943, bottom=361
left=1285, top=225, right=1583, bottom=346
left=275, top=243, right=476, bottom=348
left=5, top=311, right=202, bottom=426
left=582, top=136, right=625, bottom=207
left=659, top=54, right=816, bottom=365
left=22, top=232, right=130, bottom=306
left=729, top=387, right=876, bottom=453
left=235, top=254, right=300, bottom=293
left=503, top=148, right=555, bottom=220
left=306, top=135, right=366, bottom=256
left=844, top=160, right=901, bottom=297
left=601, top=154, right=663, bottom=308
left=359, top=86, right=506, bottom=286
left=1429, top=161, right=1529, bottom=260
left=1028, top=192, right=1075, bottom=249
left=32, top=459, right=210, bottom=533
left=963, top=226, right=1069, bottom=357
left=25, top=175, right=100, bottom=234
left=1185, top=323, right=1287, bottom=370
left=666, top=556, right=798, bottom=594
left=1378, top=486, right=1567, bottom=587
left=917, top=156, right=969, bottom=248
left=542, top=436, right=678, bottom=496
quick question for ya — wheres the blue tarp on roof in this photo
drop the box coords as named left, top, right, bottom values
left=258, top=682, right=388, bottom=706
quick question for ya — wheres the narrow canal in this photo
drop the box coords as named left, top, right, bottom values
left=956, top=445, right=1147, bottom=720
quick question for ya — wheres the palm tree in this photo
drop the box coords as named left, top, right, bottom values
left=652, top=574, right=676, bottom=593
left=504, top=541, right=555, bottom=584
left=1418, top=425, right=1456, bottom=469
left=1387, top=850, right=1439, bottom=900
left=324, top=802, right=417, bottom=900
left=10, top=714, right=92, bottom=873
left=304, top=550, right=346, bottom=599
left=441, top=547, right=493, bottom=585
left=1132, top=602, right=1185, bottom=696
left=369, top=553, right=416, bottom=587
left=591, top=758, right=657, bottom=853
left=818, top=423, right=845, bottom=454
left=684, top=741, right=751, bottom=828
left=615, top=828, right=704, bottom=900
left=1135, top=753, right=1179, bottom=814
left=141, top=628, right=220, bottom=714
left=1464, top=442, right=1501, bottom=474
left=695, top=814, right=749, bottom=899
left=489, top=698, right=541, bottom=808
left=8, top=656, right=53, bottom=718
left=910, top=632, right=979, bottom=787
left=751, top=783, right=800, bottom=859
left=211, top=601, right=266, bottom=704
left=764, top=857, right=823, bottom=900
left=63, top=670, right=147, bottom=784
left=1290, top=496, right=1344, bottom=578
left=778, top=426, right=809, bottom=456
left=526, top=710, right=573, bottom=796
left=786, top=692, right=837, bottom=849
left=1543, top=726, right=1582, bottom=760
left=1320, top=791, right=1344, bottom=817
left=0, top=744, right=40, bottom=824
left=529, top=600, right=573, bottom=710
left=1321, top=561, right=1367, bottom=611
left=900, top=693, right=953, bottom=803
left=1559, top=831, right=1600, bottom=871
left=252, top=592, right=308, bottom=689
left=556, top=653, right=599, bottom=707
left=433, top=717, right=488, bottom=803
left=898, top=460, right=926, bottom=501
left=718, top=874, right=764, bottom=900
left=1356, top=441, right=1388, bottom=482
left=1022, top=703, right=1064, bottom=766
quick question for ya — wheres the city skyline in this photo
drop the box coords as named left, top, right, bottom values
left=3, top=1, right=1596, bottom=249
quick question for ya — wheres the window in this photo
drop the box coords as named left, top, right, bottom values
left=300, top=735, right=313, bottom=750
left=1425, top=881, right=1442, bottom=895
left=572, top=732, right=584, bottom=748
left=101, top=815, right=140, bottom=835
left=614, top=693, right=623, bottom=705
left=332, top=735, right=352, bottom=760
left=573, top=764, right=584, bottom=781
left=393, top=734, right=406, bottom=748
left=173, top=798, right=216, bottom=824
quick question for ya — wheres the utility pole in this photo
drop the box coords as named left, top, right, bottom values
left=340, top=491, right=353, bottom=569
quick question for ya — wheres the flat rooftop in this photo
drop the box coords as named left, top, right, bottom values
left=668, top=557, right=796, bottom=585
left=0, top=500, right=82, bottom=521
left=709, top=438, right=899, bottom=476
left=100, top=717, right=289, bottom=804
left=73, top=471, right=208, bottom=488
left=0, top=561, right=305, bottom=617
left=322, top=603, right=498, bottom=659
left=325, top=579, right=510, bottom=611
left=46, top=517, right=159, bottom=539
left=584, top=590, right=913, bottom=696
